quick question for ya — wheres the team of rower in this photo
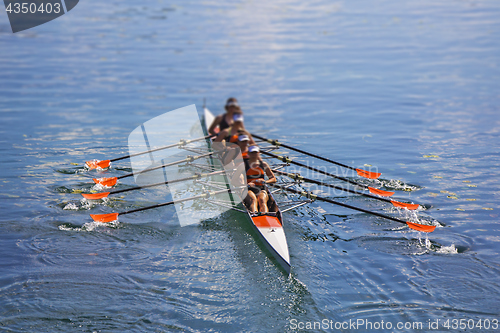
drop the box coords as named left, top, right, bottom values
left=209, top=98, right=277, bottom=213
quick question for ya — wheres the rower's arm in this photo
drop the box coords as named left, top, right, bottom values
left=263, top=162, right=277, bottom=184
left=208, top=115, right=222, bottom=136
left=213, top=128, right=229, bottom=142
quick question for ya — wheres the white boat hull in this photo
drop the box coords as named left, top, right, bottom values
left=203, top=106, right=291, bottom=274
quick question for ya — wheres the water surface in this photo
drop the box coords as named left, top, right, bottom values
left=1, top=0, right=499, bottom=331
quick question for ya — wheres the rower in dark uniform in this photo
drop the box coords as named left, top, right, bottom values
left=208, top=97, right=240, bottom=136
left=213, top=112, right=246, bottom=144
left=244, top=145, right=277, bottom=213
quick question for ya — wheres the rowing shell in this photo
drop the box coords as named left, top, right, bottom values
left=203, top=107, right=291, bottom=274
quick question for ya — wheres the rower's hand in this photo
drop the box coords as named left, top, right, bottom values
left=255, top=178, right=266, bottom=186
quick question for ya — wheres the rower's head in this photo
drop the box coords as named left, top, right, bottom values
left=225, top=98, right=240, bottom=113
left=248, top=145, right=260, bottom=158
left=238, top=134, right=250, bottom=149
left=232, top=113, right=245, bottom=130
left=233, top=113, right=244, bottom=123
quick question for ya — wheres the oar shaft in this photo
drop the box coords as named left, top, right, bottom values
left=119, top=188, right=231, bottom=216
left=274, top=170, right=390, bottom=204
left=110, top=134, right=215, bottom=162
left=110, top=170, right=226, bottom=196
left=117, top=151, right=215, bottom=180
left=252, top=133, right=352, bottom=170
left=261, top=151, right=364, bottom=189
left=272, top=184, right=407, bottom=226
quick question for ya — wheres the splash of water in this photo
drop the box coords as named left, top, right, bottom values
left=59, top=220, right=120, bottom=232
left=91, top=183, right=109, bottom=191
left=417, top=235, right=458, bottom=254
left=436, top=244, right=458, bottom=254
left=63, top=202, right=79, bottom=210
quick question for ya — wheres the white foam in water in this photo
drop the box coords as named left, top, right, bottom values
left=82, top=220, right=119, bottom=231
left=80, top=198, right=105, bottom=210
left=423, top=237, right=432, bottom=249
left=417, top=236, right=458, bottom=254
left=436, top=244, right=458, bottom=254
left=58, top=220, right=119, bottom=232
left=58, top=224, right=78, bottom=231
left=397, top=208, right=419, bottom=223
left=63, top=202, right=79, bottom=210
left=74, top=168, right=87, bottom=175
left=63, top=198, right=104, bottom=212
left=91, top=183, right=107, bottom=191
left=384, top=179, right=419, bottom=192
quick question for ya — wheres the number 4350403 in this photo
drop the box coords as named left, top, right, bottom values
left=6, top=2, right=61, bottom=14
left=442, top=318, right=498, bottom=330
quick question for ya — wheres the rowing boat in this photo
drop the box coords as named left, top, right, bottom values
left=203, top=107, right=291, bottom=275
left=86, top=107, right=436, bottom=274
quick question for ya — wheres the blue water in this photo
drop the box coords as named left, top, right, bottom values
left=1, top=0, right=499, bottom=332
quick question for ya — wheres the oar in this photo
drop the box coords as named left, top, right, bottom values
left=82, top=170, right=227, bottom=200
left=261, top=151, right=394, bottom=197
left=271, top=184, right=435, bottom=233
left=90, top=188, right=231, bottom=223
left=274, top=170, right=419, bottom=210
left=93, top=151, right=215, bottom=187
left=252, top=133, right=381, bottom=179
left=85, top=134, right=216, bottom=170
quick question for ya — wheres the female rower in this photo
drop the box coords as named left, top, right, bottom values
left=237, top=133, right=251, bottom=159
left=213, top=112, right=246, bottom=144
left=244, top=145, right=277, bottom=213
left=208, top=97, right=240, bottom=136
left=217, top=131, right=252, bottom=166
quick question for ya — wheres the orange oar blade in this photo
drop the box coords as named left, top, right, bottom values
left=85, top=160, right=111, bottom=170
left=90, top=213, right=119, bottom=223
left=82, top=192, right=110, bottom=200
left=356, top=168, right=381, bottom=179
left=368, top=187, right=395, bottom=197
left=406, top=222, right=436, bottom=233
left=391, top=200, right=419, bottom=210
left=93, top=177, right=118, bottom=187
left=97, top=160, right=111, bottom=169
